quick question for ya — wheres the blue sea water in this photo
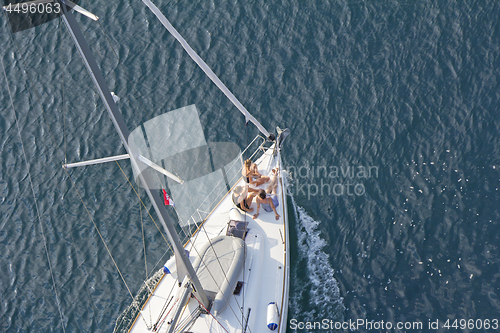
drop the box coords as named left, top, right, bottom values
left=1, top=0, right=500, bottom=332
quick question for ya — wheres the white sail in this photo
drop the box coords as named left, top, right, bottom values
left=128, top=105, right=242, bottom=226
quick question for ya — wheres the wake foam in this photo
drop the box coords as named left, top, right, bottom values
left=289, top=195, right=345, bottom=325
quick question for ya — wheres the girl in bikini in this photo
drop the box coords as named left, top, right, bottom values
left=242, top=159, right=269, bottom=187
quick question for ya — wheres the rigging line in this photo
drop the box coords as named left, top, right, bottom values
left=2, top=13, right=67, bottom=165
left=3, top=14, right=141, bottom=310
left=60, top=202, right=100, bottom=318
left=61, top=157, right=147, bottom=312
left=66, top=174, right=134, bottom=300
left=155, top=163, right=190, bottom=242
left=56, top=181, right=102, bottom=321
left=156, top=296, right=181, bottom=331
left=140, top=198, right=148, bottom=278
left=191, top=292, right=229, bottom=333
left=22, top=18, right=97, bottom=322
left=175, top=307, right=201, bottom=333
left=115, top=160, right=174, bottom=253
left=153, top=284, right=176, bottom=329
left=149, top=247, right=172, bottom=277
left=115, top=159, right=187, bottom=327
left=169, top=165, right=197, bottom=242
left=173, top=297, right=190, bottom=333
left=1, top=57, right=67, bottom=333
left=162, top=162, right=202, bottom=244
left=59, top=17, right=67, bottom=164
left=139, top=201, right=153, bottom=327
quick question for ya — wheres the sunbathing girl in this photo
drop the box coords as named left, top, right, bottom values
left=242, top=159, right=269, bottom=187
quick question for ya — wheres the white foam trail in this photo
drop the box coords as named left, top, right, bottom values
left=289, top=195, right=345, bottom=324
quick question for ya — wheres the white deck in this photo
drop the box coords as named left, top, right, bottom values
left=129, top=146, right=289, bottom=333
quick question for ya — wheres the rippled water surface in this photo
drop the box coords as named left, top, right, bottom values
left=1, top=0, right=500, bottom=332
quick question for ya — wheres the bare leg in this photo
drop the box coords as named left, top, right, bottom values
left=241, top=193, right=257, bottom=212
left=254, top=176, right=270, bottom=186
left=267, top=183, right=278, bottom=195
left=266, top=174, right=277, bottom=192
left=247, top=192, right=257, bottom=204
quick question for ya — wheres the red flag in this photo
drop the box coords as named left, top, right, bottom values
left=163, top=189, right=174, bottom=206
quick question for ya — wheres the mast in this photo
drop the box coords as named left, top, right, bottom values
left=58, top=2, right=209, bottom=308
